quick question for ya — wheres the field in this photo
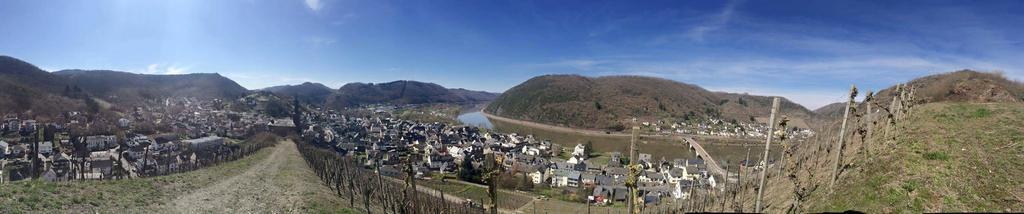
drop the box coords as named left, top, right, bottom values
left=0, top=139, right=357, bottom=213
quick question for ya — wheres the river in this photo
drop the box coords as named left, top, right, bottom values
left=457, top=110, right=781, bottom=164
left=456, top=111, right=493, bottom=129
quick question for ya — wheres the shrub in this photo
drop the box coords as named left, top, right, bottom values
left=971, top=108, right=992, bottom=118
left=923, top=151, right=949, bottom=161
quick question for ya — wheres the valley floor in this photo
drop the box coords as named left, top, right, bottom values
left=0, top=139, right=355, bottom=213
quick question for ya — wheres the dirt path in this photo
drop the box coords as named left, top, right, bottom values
left=169, top=140, right=347, bottom=213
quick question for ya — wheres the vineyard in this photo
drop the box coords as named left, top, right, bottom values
left=419, top=179, right=536, bottom=211
left=296, top=140, right=486, bottom=213
left=136, top=134, right=281, bottom=177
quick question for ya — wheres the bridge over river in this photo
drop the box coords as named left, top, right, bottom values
left=682, top=137, right=727, bottom=177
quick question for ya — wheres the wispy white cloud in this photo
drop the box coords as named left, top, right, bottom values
left=304, top=0, right=324, bottom=12
left=331, top=13, right=358, bottom=26
left=686, top=0, right=741, bottom=42
left=223, top=72, right=348, bottom=90
left=306, top=36, right=337, bottom=47
left=143, top=64, right=191, bottom=75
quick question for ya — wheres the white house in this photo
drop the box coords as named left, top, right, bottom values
left=572, top=144, right=586, bottom=157
left=551, top=171, right=569, bottom=187
left=528, top=169, right=545, bottom=184
left=521, top=146, right=541, bottom=156
left=0, top=140, right=8, bottom=158
left=38, top=141, right=53, bottom=156
left=672, top=181, right=686, bottom=199
left=566, top=156, right=584, bottom=165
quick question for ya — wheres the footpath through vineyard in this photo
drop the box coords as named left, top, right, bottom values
left=167, top=140, right=352, bottom=213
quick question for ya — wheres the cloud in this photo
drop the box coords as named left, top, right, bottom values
left=304, top=0, right=323, bottom=12
left=686, top=0, right=741, bottom=42
left=165, top=65, right=189, bottom=75
left=223, top=72, right=347, bottom=90
left=307, top=36, right=337, bottom=47
left=143, top=64, right=191, bottom=75
left=331, top=13, right=358, bottom=26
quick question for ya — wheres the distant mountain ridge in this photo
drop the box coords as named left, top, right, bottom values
left=260, top=82, right=336, bottom=104
left=54, top=69, right=249, bottom=103
left=1, top=55, right=252, bottom=117
left=0, top=55, right=82, bottom=115
left=322, top=80, right=500, bottom=108
left=2, top=55, right=500, bottom=116
left=485, top=74, right=817, bottom=130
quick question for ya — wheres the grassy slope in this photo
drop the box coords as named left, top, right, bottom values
left=813, top=103, right=1024, bottom=212
left=0, top=148, right=272, bottom=213
left=0, top=142, right=357, bottom=213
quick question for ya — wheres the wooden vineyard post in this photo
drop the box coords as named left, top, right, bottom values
left=830, top=85, right=857, bottom=193
left=775, top=117, right=790, bottom=178
left=482, top=153, right=500, bottom=214
left=627, top=125, right=640, bottom=214
left=863, top=91, right=874, bottom=156
left=755, top=97, right=780, bottom=213
left=686, top=178, right=695, bottom=212
left=375, top=161, right=389, bottom=214
left=348, top=160, right=356, bottom=208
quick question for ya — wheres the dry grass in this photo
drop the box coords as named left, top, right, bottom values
left=0, top=137, right=357, bottom=214
left=812, top=103, right=1024, bottom=212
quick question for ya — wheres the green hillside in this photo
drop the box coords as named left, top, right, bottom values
left=719, top=70, right=1024, bottom=213
left=813, top=102, right=1024, bottom=212
left=485, top=74, right=816, bottom=130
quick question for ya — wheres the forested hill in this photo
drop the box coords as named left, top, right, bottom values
left=261, top=82, right=336, bottom=104
left=54, top=69, right=249, bottom=103
left=485, top=74, right=816, bottom=130
left=0, top=55, right=82, bottom=115
left=322, top=80, right=500, bottom=108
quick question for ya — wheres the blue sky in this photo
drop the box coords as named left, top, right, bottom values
left=1, top=0, right=1022, bottom=109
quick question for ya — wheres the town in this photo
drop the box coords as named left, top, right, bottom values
left=295, top=104, right=797, bottom=208
left=0, top=94, right=289, bottom=183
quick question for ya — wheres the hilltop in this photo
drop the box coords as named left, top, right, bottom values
left=484, top=74, right=816, bottom=130
left=815, top=70, right=1024, bottom=119
left=0, top=56, right=85, bottom=116
left=1, top=55, right=253, bottom=116
left=55, top=69, right=249, bottom=103
left=261, top=82, right=336, bottom=104
left=813, top=102, right=848, bottom=119
left=324, top=80, right=500, bottom=108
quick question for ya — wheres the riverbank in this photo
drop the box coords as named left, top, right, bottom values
left=480, top=111, right=761, bottom=145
